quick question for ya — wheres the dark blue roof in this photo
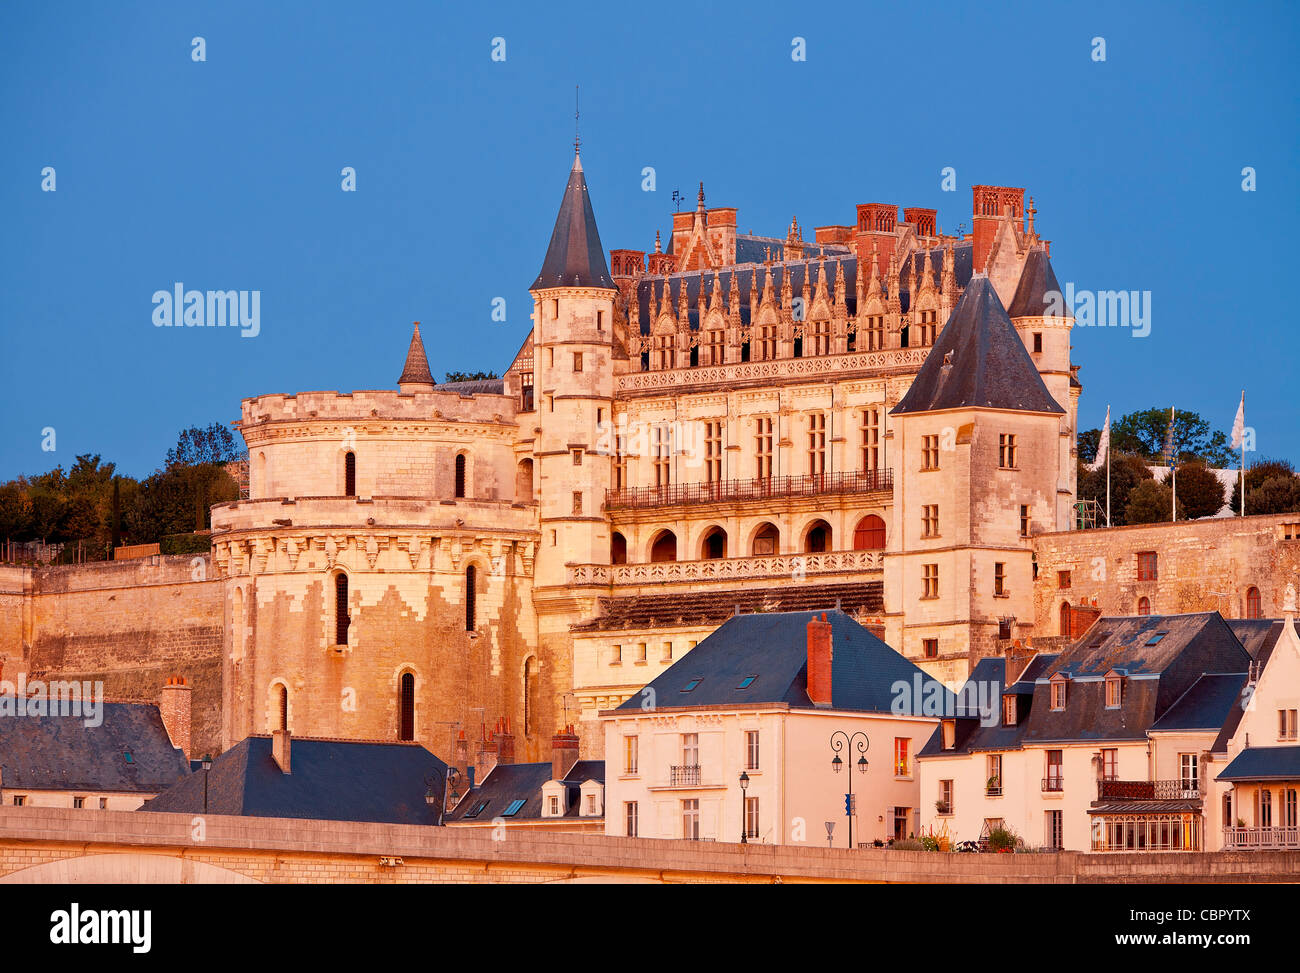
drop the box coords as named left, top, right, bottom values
left=1149, top=672, right=1249, bottom=732
left=1006, top=248, right=1065, bottom=318
left=917, top=654, right=1060, bottom=758
left=1217, top=746, right=1300, bottom=782
left=531, top=154, right=614, bottom=290
left=616, top=609, right=952, bottom=715
left=142, top=736, right=448, bottom=826
left=0, top=702, right=189, bottom=793
left=445, top=759, right=605, bottom=822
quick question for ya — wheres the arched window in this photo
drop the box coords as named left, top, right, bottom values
left=344, top=451, right=356, bottom=497
left=278, top=684, right=289, bottom=732
left=804, top=520, right=832, bottom=553
left=610, top=532, right=627, bottom=564
left=701, top=527, right=727, bottom=560
left=516, top=458, right=533, bottom=500
left=1246, top=586, right=1262, bottom=619
left=649, top=530, right=677, bottom=563
left=454, top=454, right=467, bottom=498
left=465, top=564, right=477, bottom=631
left=853, top=514, right=886, bottom=550
left=398, top=672, right=415, bottom=741
left=1137, top=596, right=1151, bottom=616
left=524, top=657, right=538, bottom=736
left=335, top=573, right=350, bottom=645
left=752, top=523, right=780, bottom=556
left=1059, top=601, right=1071, bottom=637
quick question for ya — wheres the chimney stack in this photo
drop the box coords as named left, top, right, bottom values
left=807, top=612, right=833, bottom=707
left=496, top=717, right=516, bottom=765
left=552, top=724, right=580, bottom=780
left=971, top=185, right=1025, bottom=273
left=454, top=729, right=469, bottom=778
left=159, top=675, right=193, bottom=760
left=475, top=726, right=499, bottom=782
left=272, top=728, right=291, bottom=774
left=1004, top=639, right=1035, bottom=686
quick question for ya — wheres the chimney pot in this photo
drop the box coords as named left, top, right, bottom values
left=807, top=613, right=834, bottom=707
left=552, top=727, right=580, bottom=780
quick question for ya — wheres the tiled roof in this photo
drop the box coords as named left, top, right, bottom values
left=397, top=323, right=434, bottom=386
left=571, top=581, right=883, bottom=633
left=1217, top=746, right=1300, bottom=782
left=892, top=274, right=1064, bottom=416
left=141, top=735, right=447, bottom=825
left=445, top=759, right=606, bottom=823
left=615, top=608, right=951, bottom=715
left=1006, top=248, right=1066, bottom=318
left=0, top=702, right=189, bottom=793
left=532, top=154, right=614, bottom=290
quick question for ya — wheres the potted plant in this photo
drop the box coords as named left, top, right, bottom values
left=986, top=775, right=1001, bottom=794
left=935, top=799, right=952, bottom=814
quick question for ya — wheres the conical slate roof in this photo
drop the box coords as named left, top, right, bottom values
left=892, top=275, right=1064, bottom=416
left=398, top=323, right=435, bottom=387
left=531, top=154, right=614, bottom=290
left=1007, top=247, right=1066, bottom=318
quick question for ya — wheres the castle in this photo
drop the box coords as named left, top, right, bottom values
left=3, top=148, right=1295, bottom=766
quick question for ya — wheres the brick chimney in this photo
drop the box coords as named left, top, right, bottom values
left=1004, top=639, right=1035, bottom=686
left=496, top=717, right=516, bottom=765
left=552, top=724, right=580, bottom=780
left=971, top=185, right=1025, bottom=273
left=854, top=203, right=898, bottom=272
left=272, top=728, right=291, bottom=774
left=807, top=612, right=833, bottom=707
left=903, top=207, right=937, bottom=238
left=454, top=729, right=469, bottom=778
left=475, top=726, right=499, bottom=782
left=159, top=675, right=192, bottom=760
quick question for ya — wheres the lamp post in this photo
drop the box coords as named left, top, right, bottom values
left=739, top=771, right=750, bottom=844
left=829, top=730, right=869, bottom=849
left=201, top=754, right=212, bottom=814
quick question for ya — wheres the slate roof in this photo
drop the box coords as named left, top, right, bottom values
left=1217, top=746, right=1300, bottom=782
left=571, top=581, right=883, bottom=633
left=444, top=759, right=605, bottom=823
left=0, top=702, right=189, bottom=794
left=438, top=378, right=505, bottom=395
left=1149, top=672, right=1249, bottom=732
left=1006, top=248, right=1066, bottom=318
left=1021, top=613, right=1252, bottom=744
left=532, top=154, right=614, bottom=290
left=917, top=653, right=1061, bottom=758
left=892, top=274, right=1064, bottom=417
left=397, top=323, right=435, bottom=386
left=615, top=609, right=952, bottom=715
left=1226, top=619, right=1285, bottom=661
left=141, top=736, right=448, bottom=826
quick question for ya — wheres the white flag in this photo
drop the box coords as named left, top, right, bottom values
left=1088, top=405, right=1110, bottom=472
left=1230, top=392, right=1245, bottom=451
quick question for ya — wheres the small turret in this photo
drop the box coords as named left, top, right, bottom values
left=398, top=322, right=436, bottom=392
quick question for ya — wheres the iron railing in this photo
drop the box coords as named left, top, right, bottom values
left=1042, top=776, right=1064, bottom=793
left=1097, top=779, right=1203, bottom=802
left=606, top=469, right=892, bottom=510
left=670, top=765, right=702, bottom=786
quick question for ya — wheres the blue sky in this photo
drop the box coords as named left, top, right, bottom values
left=1, top=0, right=1296, bottom=480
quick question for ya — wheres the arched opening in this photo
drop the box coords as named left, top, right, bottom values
left=344, top=451, right=356, bottom=497
left=278, top=684, right=289, bottom=732
left=701, top=527, right=728, bottom=560
left=454, top=454, right=467, bottom=499
left=398, top=672, right=415, bottom=741
left=610, top=531, right=627, bottom=564
left=516, top=458, right=534, bottom=500
left=1137, top=596, right=1151, bottom=616
left=649, top=530, right=678, bottom=563
left=751, top=522, right=780, bottom=556
left=524, top=656, right=539, bottom=736
left=1059, top=601, right=1071, bottom=637
left=255, top=451, right=266, bottom=497
left=334, top=573, right=350, bottom=646
left=804, top=519, right=832, bottom=553
left=1246, top=586, right=1262, bottom=619
left=465, top=564, right=477, bottom=631
left=853, top=514, right=886, bottom=550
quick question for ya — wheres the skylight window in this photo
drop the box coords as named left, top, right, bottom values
left=737, top=676, right=757, bottom=689
left=503, top=799, right=526, bottom=817
left=1145, top=632, right=1168, bottom=646
left=123, top=750, right=133, bottom=764
left=463, top=799, right=490, bottom=819
left=682, top=678, right=702, bottom=692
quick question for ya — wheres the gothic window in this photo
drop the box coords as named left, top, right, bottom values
left=454, top=454, right=467, bottom=498
left=278, top=684, right=289, bottom=732
left=334, top=573, right=350, bottom=646
left=344, top=451, right=356, bottom=497
left=465, top=565, right=477, bottom=631
left=398, top=672, right=415, bottom=741
left=1246, top=586, right=1262, bottom=619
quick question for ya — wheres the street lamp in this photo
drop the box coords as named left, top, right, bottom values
left=829, top=731, right=869, bottom=849
left=739, top=771, right=750, bottom=844
left=201, top=754, right=212, bottom=814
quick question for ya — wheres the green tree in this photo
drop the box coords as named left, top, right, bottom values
left=1126, top=479, right=1184, bottom=524
left=1229, top=458, right=1299, bottom=514
left=1077, top=453, right=1153, bottom=526
left=1173, top=462, right=1226, bottom=520
left=1111, top=408, right=1233, bottom=466
left=443, top=370, right=500, bottom=383
left=1077, top=428, right=1101, bottom=465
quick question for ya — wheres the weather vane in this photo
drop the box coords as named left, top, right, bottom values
left=671, top=188, right=683, bottom=212
left=574, top=84, right=580, bottom=155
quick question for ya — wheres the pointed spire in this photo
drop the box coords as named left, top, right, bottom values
left=710, top=272, right=724, bottom=312
left=653, top=229, right=662, bottom=254
left=728, top=271, right=742, bottom=327
left=697, top=181, right=706, bottom=212
left=398, top=322, right=436, bottom=390
left=532, top=154, right=614, bottom=290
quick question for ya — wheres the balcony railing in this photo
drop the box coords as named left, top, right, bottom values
left=1221, top=826, right=1300, bottom=850
left=606, top=469, right=892, bottom=510
left=670, top=765, right=702, bottom=786
left=567, top=548, right=883, bottom=588
left=1042, top=776, right=1064, bottom=793
left=1097, top=779, right=1204, bottom=802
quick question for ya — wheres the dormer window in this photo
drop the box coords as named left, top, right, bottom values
left=1105, top=672, right=1124, bottom=708
left=1001, top=695, right=1017, bottom=727
left=1050, top=675, right=1068, bottom=711
left=942, top=719, right=956, bottom=750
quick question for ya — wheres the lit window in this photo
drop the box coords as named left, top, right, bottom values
left=624, top=735, right=639, bottom=775
left=998, top=434, right=1017, bottom=469
left=1050, top=679, right=1067, bottom=711
left=894, top=738, right=910, bottom=777
left=1105, top=676, right=1123, bottom=708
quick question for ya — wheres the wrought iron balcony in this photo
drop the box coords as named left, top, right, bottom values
left=1042, top=776, right=1064, bottom=793
left=670, top=764, right=702, bottom=786
left=606, top=469, right=892, bottom=510
left=1096, top=779, right=1204, bottom=802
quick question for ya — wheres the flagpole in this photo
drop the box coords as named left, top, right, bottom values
left=1105, top=405, right=1111, bottom=528
left=1240, top=390, right=1246, bottom=517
